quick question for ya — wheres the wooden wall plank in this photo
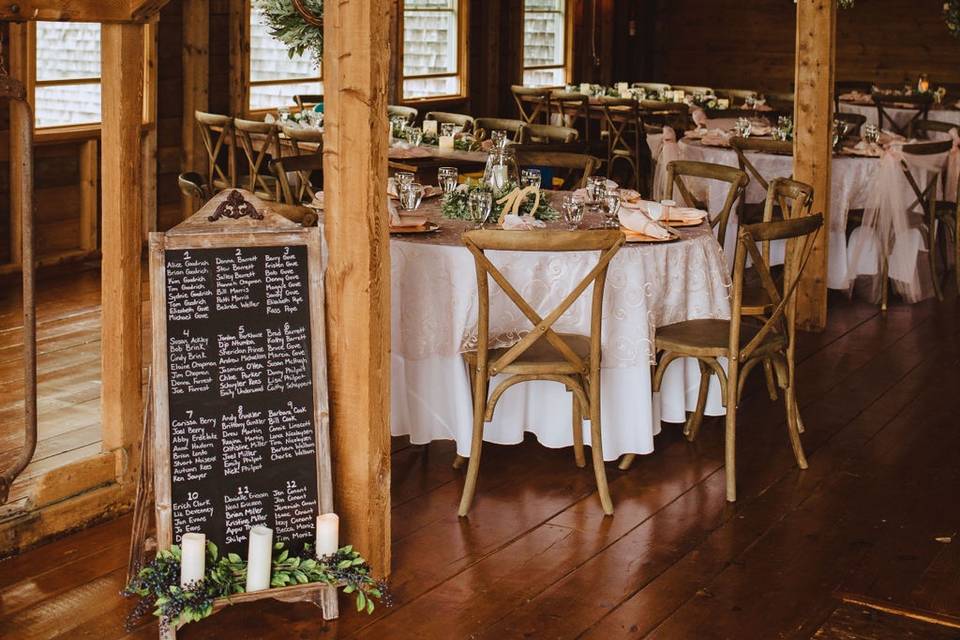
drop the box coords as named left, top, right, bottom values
left=794, top=0, right=836, bottom=331
left=323, top=0, right=392, bottom=576
left=181, top=0, right=210, bottom=219
left=78, top=140, right=99, bottom=253
left=100, top=23, right=145, bottom=457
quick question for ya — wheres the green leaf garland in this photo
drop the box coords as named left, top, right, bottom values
left=253, top=0, right=324, bottom=66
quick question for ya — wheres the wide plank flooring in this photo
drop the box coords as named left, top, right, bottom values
left=1, top=266, right=959, bottom=639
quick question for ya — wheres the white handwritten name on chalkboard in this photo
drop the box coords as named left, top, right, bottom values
left=164, top=245, right=320, bottom=554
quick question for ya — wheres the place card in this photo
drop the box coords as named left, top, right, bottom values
left=717, top=98, right=730, bottom=109
left=579, top=83, right=591, bottom=95
left=616, top=82, right=629, bottom=93
left=423, top=120, right=438, bottom=136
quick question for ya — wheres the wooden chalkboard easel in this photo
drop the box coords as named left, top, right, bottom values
left=131, top=190, right=337, bottom=639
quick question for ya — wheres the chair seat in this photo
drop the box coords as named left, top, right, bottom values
left=656, top=318, right=786, bottom=358
left=463, top=333, right=591, bottom=375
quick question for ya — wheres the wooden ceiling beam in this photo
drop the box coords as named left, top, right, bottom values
left=0, top=0, right=170, bottom=23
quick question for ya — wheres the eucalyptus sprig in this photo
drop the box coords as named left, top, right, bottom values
left=253, top=0, right=324, bottom=66
left=124, top=541, right=387, bottom=631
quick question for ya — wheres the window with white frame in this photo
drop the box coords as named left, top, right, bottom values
left=249, top=6, right=323, bottom=111
left=522, top=0, right=568, bottom=88
left=35, top=22, right=102, bottom=128
left=401, top=0, right=463, bottom=100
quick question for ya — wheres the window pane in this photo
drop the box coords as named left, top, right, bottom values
left=35, top=83, right=101, bottom=127
left=250, top=81, right=324, bottom=111
left=523, top=7, right=565, bottom=69
left=250, top=8, right=321, bottom=83
left=522, top=68, right=565, bottom=88
left=403, top=76, right=460, bottom=100
left=525, top=0, right=563, bottom=10
left=36, top=22, right=101, bottom=82
left=403, top=10, right=458, bottom=78
left=405, top=0, right=455, bottom=7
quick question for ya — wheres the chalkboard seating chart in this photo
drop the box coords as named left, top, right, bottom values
left=163, top=242, right=322, bottom=555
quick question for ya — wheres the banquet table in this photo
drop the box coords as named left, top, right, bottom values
left=839, top=99, right=960, bottom=130
left=386, top=193, right=732, bottom=461
left=676, top=137, right=880, bottom=290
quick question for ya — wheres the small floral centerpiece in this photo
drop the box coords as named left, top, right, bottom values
left=124, top=541, right=387, bottom=632
left=441, top=180, right=558, bottom=222
left=687, top=93, right=720, bottom=110
left=773, top=115, right=794, bottom=141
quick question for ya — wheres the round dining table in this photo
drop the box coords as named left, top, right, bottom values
left=839, top=99, right=960, bottom=130
left=388, top=193, right=732, bottom=461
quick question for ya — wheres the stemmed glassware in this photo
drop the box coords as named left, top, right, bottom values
left=398, top=183, right=425, bottom=211
left=407, top=127, right=423, bottom=147
left=602, top=190, right=622, bottom=229
left=561, top=195, right=585, bottom=230
left=585, top=175, right=607, bottom=211
left=863, top=123, right=881, bottom=145
left=490, top=130, right=509, bottom=150
left=467, top=190, right=493, bottom=228
left=395, top=171, right=415, bottom=191
left=521, top=168, right=542, bottom=190
left=438, top=167, right=459, bottom=194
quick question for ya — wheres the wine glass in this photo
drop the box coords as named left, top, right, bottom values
left=399, top=183, right=425, bottom=211
left=561, top=196, right=585, bottom=230
left=602, top=191, right=621, bottom=229
left=468, top=190, right=493, bottom=228
left=521, top=168, right=542, bottom=190
left=438, top=167, right=459, bottom=194
left=396, top=172, right=415, bottom=190
left=407, top=127, right=423, bottom=147
left=586, top=176, right=607, bottom=210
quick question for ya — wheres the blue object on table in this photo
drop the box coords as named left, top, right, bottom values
left=313, top=103, right=324, bottom=113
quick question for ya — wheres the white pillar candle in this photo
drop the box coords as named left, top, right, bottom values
left=438, top=135, right=455, bottom=150
left=616, top=82, right=628, bottom=93
left=315, top=513, right=340, bottom=557
left=423, top=120, right=438, bottom=136
left=179, top=532, right=206, bottom=587
left=245, top=525, right=273, bottom=593
left=579, top=83, right=591, bottom=95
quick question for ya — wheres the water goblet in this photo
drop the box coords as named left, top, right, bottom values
left=586, top=175, right=607, bottom=210
left=521, top=168, right=542, bottom=190
left=602, top=191, right=622, bottom=229
left=407, top=127, right=423, bottom=147
left=468, top=190, right=493, bottom=228
left=561, top=196, right=585, bottom=230
left=396, top=171, right=415, bottom=191
left=398, top=183, right=425, bottom=211
left=438, top=167, right=459, bottom=194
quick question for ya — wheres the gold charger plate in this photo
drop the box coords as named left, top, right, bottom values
left=621, top=227, right=678, bottom=243
left=390, top=221, right=440, bottom=235
left=664, top=217, right=705, bottom=227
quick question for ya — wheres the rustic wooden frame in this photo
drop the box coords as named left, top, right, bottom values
left=147, top=204, right=337, bottom=638
left=519, top=0, right=573, bottom=88
left=396, top=0, right=469, bottom=103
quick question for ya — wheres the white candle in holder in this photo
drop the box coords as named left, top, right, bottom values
left=423, top=120, right=438, bottom=136
left=616, top=82, right=629, bottom=93
left=179, top=532, right=206, bottom=587
left=245, top=525, right=273, bottom=593
left=438, top=135, right=455, bottom=150
left=315, top=513, right=340, bottom=557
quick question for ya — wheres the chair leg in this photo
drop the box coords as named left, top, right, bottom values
left=588, top=385, right=614, bottom=515
left=452, top=455, right=467, bottom=470
left=683, top=361, right=711, bottom=442
left=880, top=257, right=889, bottom=312
left=617, top=453, right=635, bottom=471
left=724, top=366, right=739, bottom=502
left=458, top=370, right=488, bottom=517
left=763, top=359, right=778, bottom=402
left=572, top=395, right=586, bottom=469
left=783, top=384, right=808, bottom=470
left=929, top=218, right=944, bottom=301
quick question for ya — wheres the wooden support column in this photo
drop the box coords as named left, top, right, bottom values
left=323, top=0, right=392, bottom=575
left=8, top=22, right=32, bottom=269
left=142, top=20, right=159, bottom=238
left=182, top=0, right=210, bottom=218
left=793, top=0, right=836, bottom=331
left=100, top=23, right=146, bottom=458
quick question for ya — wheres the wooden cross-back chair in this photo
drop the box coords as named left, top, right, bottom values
left=514, top=148, right=600, bottom=190
left=664, top=160, right=748, bottom=250
left=834, top=112, right=867, bottom=137
left=293, top=94, right=324, bottom=112
left=638, top=99, right=690, bottom=133
left=387, top=104, right=418, bottom=125
left=195, top=111, right=235, bottom=192
left=873, top=92, right=932, bottom=137
left=511, top=85, right=552, bottom=125
left=878, top=138, right=954, bottom=308
left=233, top=118, right=282, bottom=201
left=178, top=172, right=210, bottom=206
left=474, top=117, right=525, bottom=142
left=834, top=80, right=873, bottom=111
left=912, top=120, right=960, bottom=297
left=598, top=97, right=649, bottom=191
left=551, top=91, right=592, bottom=148
left=634, top=82, right=671, bottom=94
left=716, top=88, right=759, bottom=105
left=457, top=229, right=626, bottom=517
left=651, top=213, right=824, bottom=502
left=672, top=84, right=714, bottom=96
left=519, top=123, right=580, bottom=145
left=424, top=111, right=475, bottom=133
left=271, top=152, right=323, bottom=205
left=763, top=92, right=795, bottom=116
left=730, top=136, right=794, bottom=224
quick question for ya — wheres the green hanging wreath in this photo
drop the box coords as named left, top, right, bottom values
left=253, top=0, right=324, bottom=66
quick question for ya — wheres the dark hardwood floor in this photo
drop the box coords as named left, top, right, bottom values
left=1, top=267, right=959, bottom=639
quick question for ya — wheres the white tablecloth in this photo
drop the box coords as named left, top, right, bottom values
left=390, top=212, right=732, bottom=461
left=839, top=100, right=960, bottom=130
left=677, top=139, right=879, bottom=290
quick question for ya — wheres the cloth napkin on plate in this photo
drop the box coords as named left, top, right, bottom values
left=501, top=214, right=545, bottom=230
left=618, top=208, right=670, bottom=239
left=691, top=107, right=709, bottom=128
left=571, top=179, right=619, bottom=202
left=700, top=129, right=732, bottom=147
left=389, top=198, right=426, bottom=228
left=622, top=199, right=706, bottom=224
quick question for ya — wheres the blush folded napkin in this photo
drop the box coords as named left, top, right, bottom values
left=501, top=214, right=545, bottom=230
left=389, top=199, right=427, bottom=228
left=618, top=208, right=670, bottom=240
